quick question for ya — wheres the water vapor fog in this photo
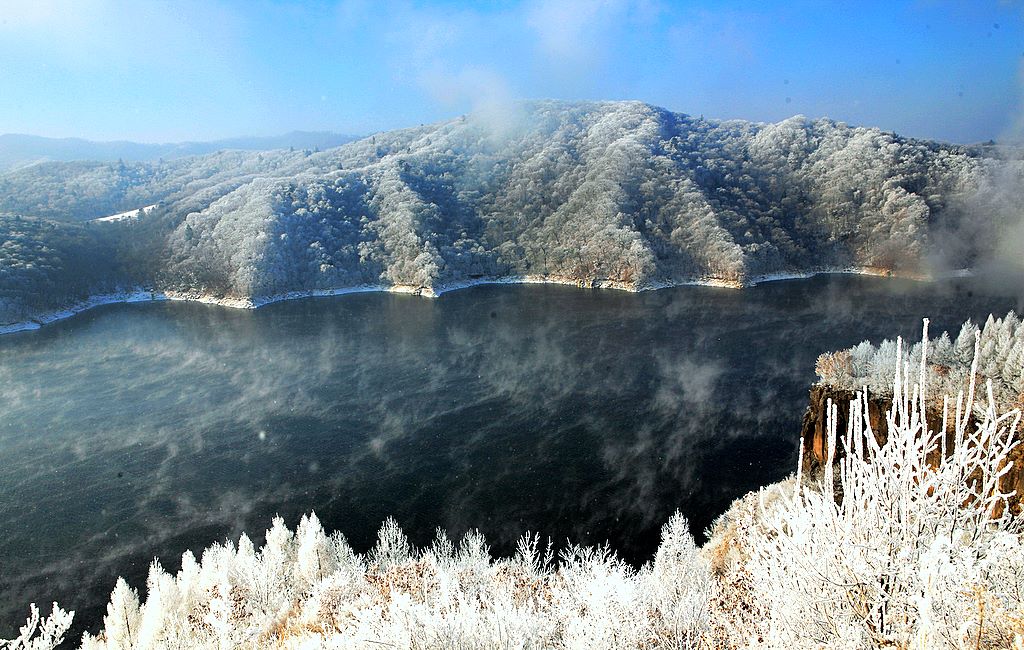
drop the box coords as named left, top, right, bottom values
left=0, top=275, right=1019, bottom=640
left=927, top=62, right=1024, bottom=301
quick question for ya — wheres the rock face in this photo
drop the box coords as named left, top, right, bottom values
left=799, top=385, right=954, bottom=475
left=799, top=384, right=1023, bottom=515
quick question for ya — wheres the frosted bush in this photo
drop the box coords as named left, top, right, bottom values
left=0, top=603, right=73, bottom=650
left=751, top=320, right=1024, bottom=649
left=817, top=311, right=1024, bottom=412
left=75, top=511, right=716, bottom=649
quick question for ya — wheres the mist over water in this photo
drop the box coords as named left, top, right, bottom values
left=0, top=274, right=1019, bottom=640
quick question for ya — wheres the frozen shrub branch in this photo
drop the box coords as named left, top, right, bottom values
left=0, top=604, right=73, bottom=650
left=750, top=320, right=1023, bottom=648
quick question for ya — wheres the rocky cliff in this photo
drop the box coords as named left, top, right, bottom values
left=800, top=383, right=1024, bottom=515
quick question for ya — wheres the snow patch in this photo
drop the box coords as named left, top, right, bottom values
left=90, top=204, right=156, bottom=223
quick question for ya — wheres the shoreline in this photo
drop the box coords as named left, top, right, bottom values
left=0, top=267, right=970, bottom=336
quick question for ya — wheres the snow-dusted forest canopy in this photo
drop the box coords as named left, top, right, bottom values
left=1, top=100, right=1022, bottom=325
left=0, top=215, right=124, bottom=323
left=817, top=311, right=1024, bottom=412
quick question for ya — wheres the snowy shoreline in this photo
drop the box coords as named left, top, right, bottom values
left=0, top=267, right=969, bottom=336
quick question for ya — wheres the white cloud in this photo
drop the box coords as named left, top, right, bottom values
left=525, top=0, right=629, bottom=65
left=0, top=0, right=243, bottom=72
left=382, top=3, right=520, bottom=119
left=418, top=63, right=513, bottom=111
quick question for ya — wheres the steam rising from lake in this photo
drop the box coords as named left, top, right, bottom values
left=0, top=275, right=1018, bottom=640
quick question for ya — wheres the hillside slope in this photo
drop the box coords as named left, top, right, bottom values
left=2, top=100, right=1021, bottom=327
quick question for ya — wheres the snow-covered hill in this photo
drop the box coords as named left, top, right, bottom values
left=2, top=100, right=1021, bottom=328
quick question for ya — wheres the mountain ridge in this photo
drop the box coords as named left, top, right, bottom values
left=0, top=131, right=359, bottom=172
left=1, top=100, right=1021, bottom=330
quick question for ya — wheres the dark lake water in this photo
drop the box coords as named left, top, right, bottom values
left=0, top=274, right=1020, bottom=640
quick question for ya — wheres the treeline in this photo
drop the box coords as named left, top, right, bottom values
left=817, top=311, right=1024, bottom=411
left=0, top=150, right=319, bottom=222
left=1, top=100, right=1022, bottom=322
left=0, top=215, right=123, bottom=322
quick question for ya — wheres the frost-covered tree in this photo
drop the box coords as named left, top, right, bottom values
left=0, top=604, right=73, bottom=650
left=747, top=321, right=1024, bottom=648
left=817, top=311, right=1024, bottom=412
left=98, top=578, right=140, bottom=650
left=65, top=510, right=717, bottom=648
left=295, top=512, right=334, bottom=590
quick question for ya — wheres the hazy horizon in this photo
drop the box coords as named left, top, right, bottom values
left=0, top=129, right=356, bottom=146
left=0, top=101, right=1018, bottom=148
left=1, top=0, right=1022, bottom=145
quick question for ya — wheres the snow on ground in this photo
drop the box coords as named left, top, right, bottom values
left=90, top=204, right=156, bottom=223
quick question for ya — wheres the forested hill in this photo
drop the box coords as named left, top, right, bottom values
left=1, top=100, right=1021, bottom=326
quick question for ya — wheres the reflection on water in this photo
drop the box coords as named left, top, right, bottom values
left=0, top=275, right=1018, bottom=639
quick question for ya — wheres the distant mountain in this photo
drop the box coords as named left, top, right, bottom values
left=0, top=131, right=358, bottom=171
left=1, top=100, right=1021, bottom=328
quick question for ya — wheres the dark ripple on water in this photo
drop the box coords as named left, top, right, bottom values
left=0, top=274, right=1019, bottom=641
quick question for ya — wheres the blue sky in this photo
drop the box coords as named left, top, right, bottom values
left=0, top=0, right=1021, bottom=143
